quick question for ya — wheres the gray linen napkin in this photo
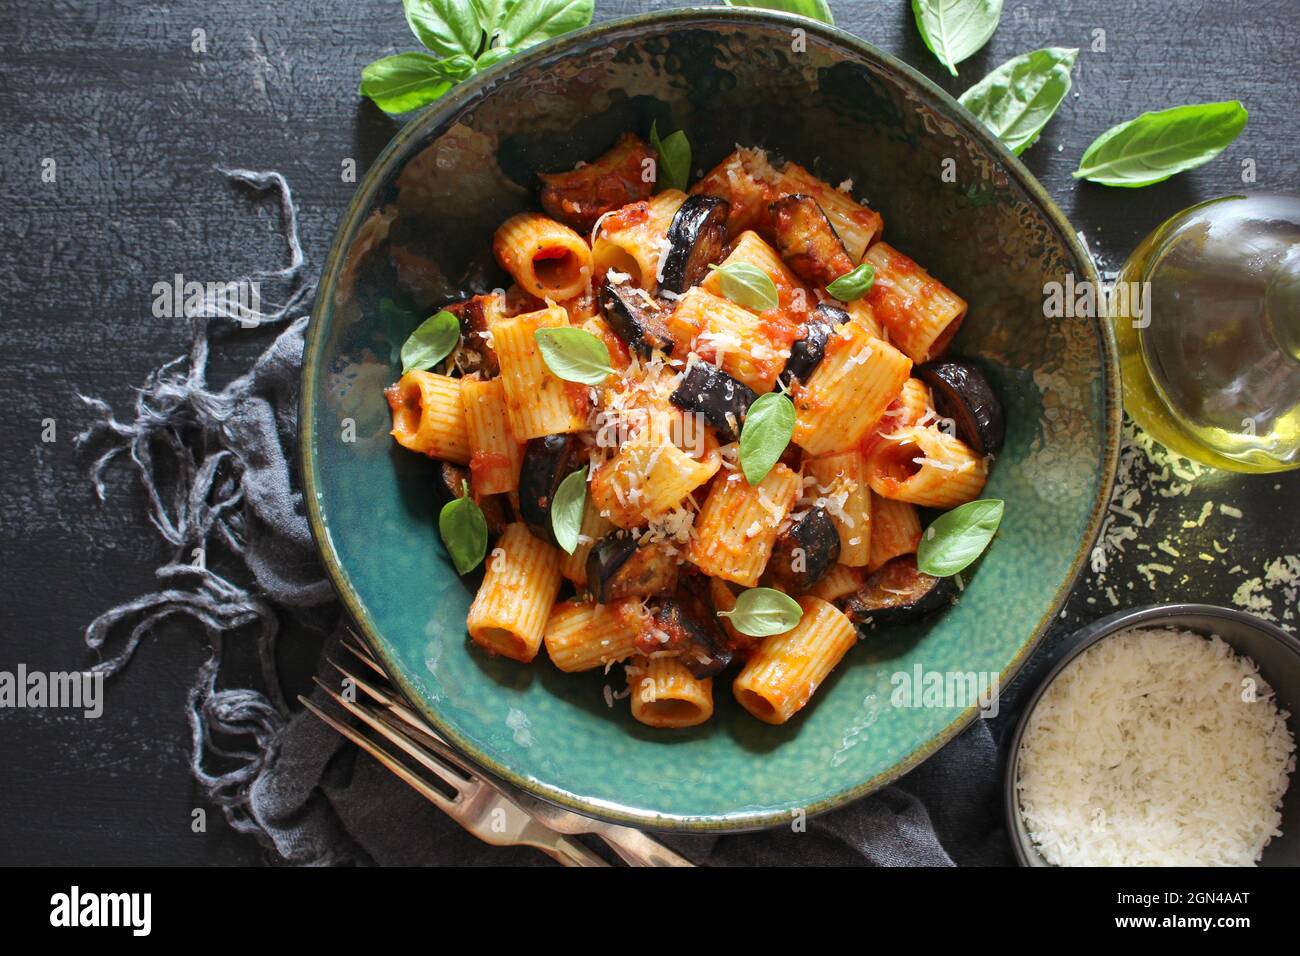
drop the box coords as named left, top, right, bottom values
left=79, top=169, right=1012, bottom=867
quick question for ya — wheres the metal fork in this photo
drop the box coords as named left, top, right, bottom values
left=302, top=678, right=608, bottom=866
left=328, top=630, right=694, bottom=867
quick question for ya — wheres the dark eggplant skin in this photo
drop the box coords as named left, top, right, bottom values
left=766, top=507, right=841, bottom=592
left=915, top=359, right=1005, bottom=455
left=650, top=599, right=733, bottom=679
left=599, top=279, right=675, bottom=358
left=779, top=303, right=849, bottom=388
left=669, top=362, right=757, bottom=443
left=518, top=434, right=581, bottom=544
left=840, top=556, right=955, bottom=629
left=660, top=195, right=731, bottom=295
left=768, top=193, right=855, bottom=288
left=586, top=533, right=678, bottom=604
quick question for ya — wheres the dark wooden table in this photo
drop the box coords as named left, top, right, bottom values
left=1, top=0, right=1295, bottom=865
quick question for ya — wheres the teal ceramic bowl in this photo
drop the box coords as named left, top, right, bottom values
left=301, top=7, right=1121, bottom=831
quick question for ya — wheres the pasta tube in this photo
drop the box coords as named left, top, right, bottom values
left=493, top=304, right=591, bottom=440
left=688, top=463, right=801, bottom=587
left=467, top=523, right=564, bottom=663
left=543, top=598, right=646, bottom=672
left=459, top=375, right=524, bottom=495
left=385, top=369, right=470, bottom=463
left=733, top=596, right=857, bottom=724
left=866, top=424, right=988, bottom=508
left=863, top=242, right=967, bottom=363
left=627, top=656, right=713, bottom=728
left=493, top=212, right=593, bottom=302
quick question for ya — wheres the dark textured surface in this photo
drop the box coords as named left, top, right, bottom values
left=0, top=0, right=1295, bottom=865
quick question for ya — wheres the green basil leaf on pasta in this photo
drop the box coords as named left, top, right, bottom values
left=717, top=587, right=803, bottom=637
left=404, top=0, right=485, bottom=59
left=1072, top=100, right=1248, bottom=187
left=649, top=120, right=692, bottom=193
left=550, top=466, right=588, bottom=554
left=738, top=391, right=795, bottom=486
left=709, top=262, right=780, bottom=313
left=825, top=262, right=875, bottom=301
left=916, top=498, right=1004, bottom=576
left=958, top=48, right=1078, bottom=155
left=911, top=0, right=1003, bottom=77
left=535, top=327, right=614, bottom=384
left=497, top=0, right=594, bottom=50
left=400, top=310, right=461, bottom=373
left=358, top=53, right=469, bottom=114
left=439, top=482, right=489, bottom=575
left=722, top=0, right=834, bottom=25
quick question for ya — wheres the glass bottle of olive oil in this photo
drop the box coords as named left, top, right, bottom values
left=1112, top=193, right=1300, bottom=473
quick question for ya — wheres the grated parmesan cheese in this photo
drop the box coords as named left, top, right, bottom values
left=1017, top=626, right=1295, bottom=867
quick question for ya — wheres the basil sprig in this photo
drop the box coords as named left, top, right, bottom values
left=535, top=327, right=614, bottom=385
left=717, top=587, right=803, bottom=637
left=709, top=263, right=780, bottom=313
left=550, top=466, right=588, bottom=554
left=826, top=262, right=875, bottom=302
left=1073, top=101, right=1248, bottom=188
left=911, top=0, right=1003, bottom=77
left=722, top=0, right=834, bottom=25
left=361, top=0, right=594, bottom=114
left=738, top=391, right=795, bottom=485
left=959, top=48, right=1078, bottom=156
left=649, top=121, right=692, bottom=193
left=916, top=498, right=1004, bottom=577
left=400, top=310, right=461, bottom=373
left=439, top=481, right=489, bottom=574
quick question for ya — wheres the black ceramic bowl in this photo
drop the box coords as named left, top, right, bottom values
left=1005, top=603, right=1300, bottom=866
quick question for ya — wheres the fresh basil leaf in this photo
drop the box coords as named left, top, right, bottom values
left=534, top=327, right=614, bottom=384
left=916, top=498, right=1004, bottom=576
left=404, top=0, right=485, bottom=59
left=959, top=48, right=1077, bottom=155
left=911, top=0, right=1003, bottom=77
left=826, top=262, right=875, bottom=301
left=550, top=466, right=588, bottom=554
left=400, top=310, right=461, bottom=373
left=439, top=482, right=489, bottom=574
left=1072, top=100, right=1248, bottom=188
left=471, top=0, right=516, bottom=40
left=498, top=0, right=593, bottom=50
left=717, top=587, right=803, bottom=637
left=474, top=45, right=515, bottom=72
left=649, top=121, right=692, bottom=193
left=738, top=391, right=795, bottom=485
left=709, top=262, right=779, bottom=313
left=358, top=53, right=470, bottom=114
left=722, top=0, right=834, bottom=25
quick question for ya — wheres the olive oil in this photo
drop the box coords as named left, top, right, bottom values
left=1112, top=194, right=1300, bottom=473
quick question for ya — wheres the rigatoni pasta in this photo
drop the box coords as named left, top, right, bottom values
left=467, top=523, right=563, bottom=663
left=733, top=596, right=858, bottom=724
left=385, top=370, right=470, bottom=463
left=381, top=135, right=1006, bottom=730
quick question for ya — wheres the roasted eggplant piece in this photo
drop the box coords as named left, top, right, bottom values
left=443, top=293, right=501, bottom=376
left=518, top=434, right=581, bottom=544
left=660, top=195, right=730, bottom=295
left=647, top=599, right=733, bottom=679
left=436, top=463, right=507, bottom=537
left=599, top=279, right=675, bottom=358
left=768, top=194, right=855, bottom=288
left=669, top=362, right=756, bottom=443
left=779, top=303, right=848, bottom=388
left=766, top=507, right=841, bottom=592
left=915, top=359, right=1005, bottom=455
left=840, top=555, right=955, bottom=628
left=586, top=533, right=679, bottom=604
left=538, top=133, right=657, bottom=233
